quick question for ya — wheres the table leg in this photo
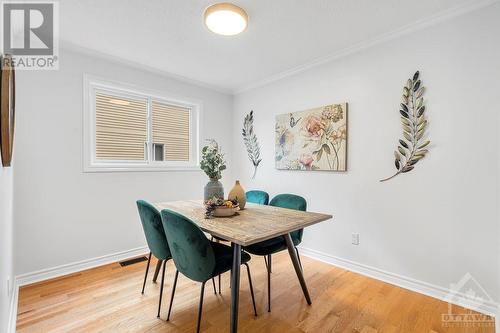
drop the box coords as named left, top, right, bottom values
left=230, top=243, right=241, bottom=333
left=152, top=259, right=163, bottom=283
left=284, top=234, right=312, bottom=305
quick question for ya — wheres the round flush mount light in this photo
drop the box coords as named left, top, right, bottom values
left=204, top=3, right=248, bottom=36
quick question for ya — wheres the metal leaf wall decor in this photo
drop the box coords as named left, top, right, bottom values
left=380, top=71, right=430, bottom=182
left=242, top=110, right=262, bottom=179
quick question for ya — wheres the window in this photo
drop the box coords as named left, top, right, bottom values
left=84, top=76, right=200, bottom=172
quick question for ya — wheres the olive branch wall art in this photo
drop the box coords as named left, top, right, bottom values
left=380, top=71, right=430, bottom=182
left=242, top=110, right=262, bottom=179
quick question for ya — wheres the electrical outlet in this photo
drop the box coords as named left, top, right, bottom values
left=351, top=233, right=360, bottom=245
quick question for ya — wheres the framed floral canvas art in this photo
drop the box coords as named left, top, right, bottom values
left=275, top=103, right=347, bottom=171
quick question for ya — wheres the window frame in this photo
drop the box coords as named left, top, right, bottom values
left=83, top=75, right=202, bottom=172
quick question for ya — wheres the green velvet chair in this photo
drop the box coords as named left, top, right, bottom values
left=136, top=200, right=173, bottom=318
left=160, top=209, right=257, bottom=333
left=243, top=193, right=307, bottom=312
left=246, top=190, right=270, bottom=205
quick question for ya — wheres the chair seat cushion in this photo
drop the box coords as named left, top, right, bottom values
left=211, top=242, right=251, bottom=276
left=243, top=234, right=300, bottom=256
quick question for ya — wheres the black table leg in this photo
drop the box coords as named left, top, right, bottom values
left=284, top=234, right=312, bottom=305
left=230, top=243, right=241, bottom=333
left=152, top=259, right=163, bottom=283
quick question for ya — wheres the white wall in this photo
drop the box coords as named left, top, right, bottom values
left=232, top=3, right=499, bottom=305
left=13, top=49, right=234, bottom=275
left=0, top=165, right=14, bottom=330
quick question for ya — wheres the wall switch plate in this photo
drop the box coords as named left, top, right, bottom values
left=352, top=233, right=360, bottom=245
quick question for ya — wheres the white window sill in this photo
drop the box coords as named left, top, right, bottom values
left=83, top=164, right=202, bottom=173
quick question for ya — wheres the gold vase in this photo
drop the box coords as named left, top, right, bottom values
left=228, top=180, right=246, bottom=209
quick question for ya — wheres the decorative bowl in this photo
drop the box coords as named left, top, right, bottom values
left=213, top=204, right=239, bottom=217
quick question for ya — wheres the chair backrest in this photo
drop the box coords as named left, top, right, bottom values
left=160, top=209, right=216, bottom=283
left=136, top=200, right=171, bottom=260
left=246, top=190, right=270, bottom=205
left=269, top=194, right=307, bottom=243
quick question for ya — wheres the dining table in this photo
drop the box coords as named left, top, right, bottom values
left=154, top=200, right=333, bottom=333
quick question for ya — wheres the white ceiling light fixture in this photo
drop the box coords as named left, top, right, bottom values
left=204, top=3, right=248, bottom=36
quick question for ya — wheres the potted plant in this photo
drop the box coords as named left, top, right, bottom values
left=200, top=139, right=226, bottom=200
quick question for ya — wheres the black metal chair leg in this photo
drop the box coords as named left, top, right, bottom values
left=167, top=270, right=179, bottom=321
left=212, top=278, right=217, bottom=295
left=141, top=252, right=151, bottom=294
left=295, top=247, right=303, bottom=271
left=157, top=260, right=167, bottom=318
left=268, top=254, right=272, bottom=273
left=218, top=273, right=221, bottom=294
left=196, top=281, right=206, bottom=333
left=244, top=263, right=257, bottom=316
left=263, top=256, right=268, bottom=270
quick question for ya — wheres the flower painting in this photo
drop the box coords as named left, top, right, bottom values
left=275, top=103, right=347, bottom=171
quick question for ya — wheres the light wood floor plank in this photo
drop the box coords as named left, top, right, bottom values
left=17, top=252, right=495, bottom=333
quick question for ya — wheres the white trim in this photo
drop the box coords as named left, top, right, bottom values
left=7, top=280, right=19, bottom=333
left=298, top=246, right=499, bottom=317
left=234, top=0, right=500, bottom=94
left=83, top=75, right=202, bottom=173
left=15, top=246, right=149, bottom=287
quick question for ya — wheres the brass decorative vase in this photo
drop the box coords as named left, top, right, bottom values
left=228, top=180, right=246, bottom=209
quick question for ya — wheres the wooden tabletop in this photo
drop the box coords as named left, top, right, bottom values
left=153, top=200, right=333, bottom=246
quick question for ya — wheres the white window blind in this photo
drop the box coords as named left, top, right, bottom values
left=84, top=77, right=200, bottom=172
left=95, top=92, right=148, bottom=161
left=152, top=101, right=190, bottom=162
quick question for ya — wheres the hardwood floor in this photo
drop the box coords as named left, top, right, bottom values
left=16, top=252, right=495, bottom=333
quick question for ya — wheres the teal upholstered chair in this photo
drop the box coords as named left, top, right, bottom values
left=243, top=193, right=307, bottom=312
left=246, top=190, right=270, bottom=205
left=160, top=209, right=257, bottom=333
left=136, top=200, right=172, bottom=318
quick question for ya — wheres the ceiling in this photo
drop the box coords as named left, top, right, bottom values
left=60, top=0, right=482, bottom=93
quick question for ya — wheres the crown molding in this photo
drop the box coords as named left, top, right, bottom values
left=234, top=0, right=500, bottom=95
left=59, top=41, right=233, bottom=95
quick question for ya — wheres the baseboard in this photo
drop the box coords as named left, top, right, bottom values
left=7, top=280, right=19, bottom=333
left=298, top=246, right=499, bottom=317
left=15, top=246, right=149, bottom=287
